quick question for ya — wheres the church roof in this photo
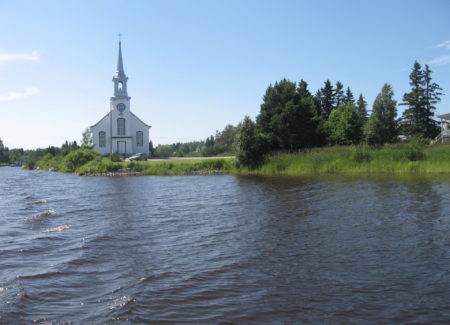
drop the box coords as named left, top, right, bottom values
left=90, top=112, right=151, bottom=129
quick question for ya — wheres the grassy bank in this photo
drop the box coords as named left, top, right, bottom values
left=34, top=151, right=236, bottom=175
left=30, top=143, right=450, bottom=176
left=239, top=143, right=450, bottom=176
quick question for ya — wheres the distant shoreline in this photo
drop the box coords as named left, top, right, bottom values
left=23, top=144, right=450, bottom=177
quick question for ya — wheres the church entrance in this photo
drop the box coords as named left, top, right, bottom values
left=117, top=141, right=126, bottom=154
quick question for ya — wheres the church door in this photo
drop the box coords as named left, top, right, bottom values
left=117, top=141, right=126, bottom=154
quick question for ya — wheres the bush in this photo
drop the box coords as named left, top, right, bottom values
left=110, top=153, right=121, bottom=162
left=60, top=149, right=100, bottom=172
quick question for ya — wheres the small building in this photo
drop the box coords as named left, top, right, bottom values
left=91, top=41, right=151, bottom=156
left=432, top=114, right=450, bottom=144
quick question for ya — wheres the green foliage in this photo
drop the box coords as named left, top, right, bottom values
left=353, top=145, right=372, bottom=163
left=76, top=157, right=121, bottom=174
left=400, top=61, right=441, bottom=139
left=345, top=87, right=355, bottom=104
left=334, top=81, right=345, bottom=108
left=60, top=149, right=100, bottom=172
left=234, top=116, right=269, bottom=168
left=326, top=103, right=363, bottom=145
left=235, top=144, right=450, bottom=176
left=257, top=79, right=319, bottom=150
left=356, top=94, right=368, bottom=126
left=110, top=153, right=122, bottom=162
left=365, top=83, right=398, bottom=145
left=316, top=79, right=335, bottom=118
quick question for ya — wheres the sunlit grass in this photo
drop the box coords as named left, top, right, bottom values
left=236, top=143, right=450, bottom=176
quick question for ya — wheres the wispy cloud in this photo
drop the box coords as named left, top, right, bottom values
left=429, top=55, right=450, bottom=66
left=437, top=40, right=450, bottom=50
left=0, top=87, right=40, bottom=102
left=0, top=51, right=39, bottom=65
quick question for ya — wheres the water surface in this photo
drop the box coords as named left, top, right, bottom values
left=1, top=168, right=450, bottom=324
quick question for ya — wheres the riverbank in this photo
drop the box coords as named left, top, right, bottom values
left=30, top=143, right=450, bottom=176
left=237, top=143, right=450, bottom=176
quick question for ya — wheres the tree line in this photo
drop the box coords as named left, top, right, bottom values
left=234, top=61, right=443, bottom=167
left=1, top=61, right=443, bottom=168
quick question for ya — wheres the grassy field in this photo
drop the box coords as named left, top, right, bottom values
left=32, top=143, right=450, bottom=176
left=237, top=143, right=450, bottom=176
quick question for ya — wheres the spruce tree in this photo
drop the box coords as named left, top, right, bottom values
left=400, top=61, right=441, bottom=138
left=365, top=84, right=398, bottom=145
left=423, top=64, right=443, bottom=136
left=345, top=87, right=355, bottom=104
left=356, top=94, right=368, bottom=126
left=334, top=81, right=345, bottom=108
left=318, top=80, right=334, bottom=118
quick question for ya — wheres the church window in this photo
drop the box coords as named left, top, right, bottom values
left=99, top=131, right=106, bottom=147
left=117, top=118, right=125, bottom=136
left=136, top=131, right=143, bottom=147
left=118, top=81, right=123, bottom=91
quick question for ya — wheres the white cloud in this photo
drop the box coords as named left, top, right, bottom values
left=429, top=55, right=450, bottom=66
left=0, top=87, right=40, bottom=102
left=0, top=51, right=39, bottom=65
left=437, top=40, right=450, bottom=50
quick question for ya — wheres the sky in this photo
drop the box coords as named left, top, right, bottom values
left=0, top=0, right=449, bottom=149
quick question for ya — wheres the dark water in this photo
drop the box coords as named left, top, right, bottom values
left=1, top=168, right=450, bottom=324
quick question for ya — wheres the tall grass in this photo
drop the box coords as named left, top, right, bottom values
left=236, top=143, right=450, bottom=175
left=32, top=144, right=450, bottom=176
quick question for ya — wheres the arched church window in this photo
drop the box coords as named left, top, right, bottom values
left=99, top=131, right=106, bottom=147
left=117, top=118, right=125, bottom=136
left=136, top=131, right=143, bottom=147
left=118, top=81, right=123, bottom=91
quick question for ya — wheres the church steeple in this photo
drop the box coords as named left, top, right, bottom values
left=112, top=38, right=129, bottom=98
left=116, top=40, right=125, bottom=78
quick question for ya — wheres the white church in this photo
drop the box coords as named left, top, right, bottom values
left=91, top=41, right=150, bottom=156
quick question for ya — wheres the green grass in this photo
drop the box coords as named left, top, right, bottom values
left=75, top=158, right=236, bottom=175
left=31, top=143, right=450, bottom=176
left=237, top=143, right=450, bottom=176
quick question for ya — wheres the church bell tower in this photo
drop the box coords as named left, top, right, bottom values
left=112, top=40, right=129, bottom=99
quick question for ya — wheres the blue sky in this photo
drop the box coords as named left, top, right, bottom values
left=1, top=0, right=449, bottom=149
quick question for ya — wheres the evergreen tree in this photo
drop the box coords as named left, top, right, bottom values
left=334, top=81, right=345, bottom=108
left=423, top=64, right=443, bottom=125
left=326, top=103, right=363, bottom=145
left=345, top=87, right=355, bottom=104
left=297, top=79, right=311, bottom=98
left=400, top=61, right=440, bottom=138
left=317, top=80, right=335, bottom=118
left=365, top=84, right=398, bottom=145
left=257, top=79, right=318, bottom=150
left=356, top=94, right=368, bottom=126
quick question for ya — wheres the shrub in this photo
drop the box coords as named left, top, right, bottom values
left=60, top=149, right=100, bottom=172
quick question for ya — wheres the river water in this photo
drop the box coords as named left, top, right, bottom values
left=1, top=167, right=450, bottom=324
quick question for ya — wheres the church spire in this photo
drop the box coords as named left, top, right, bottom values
left=112, top=36, right=129, bottom=98
left=116, top=40, right=125, bottom=78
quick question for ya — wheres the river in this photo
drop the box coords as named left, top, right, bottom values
left=1, top=167, right=450, bottom=324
